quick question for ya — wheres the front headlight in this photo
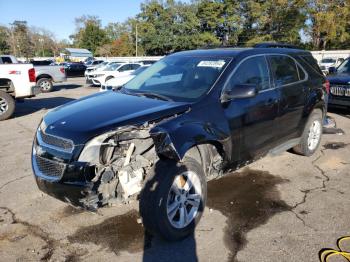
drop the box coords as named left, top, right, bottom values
left=78, top=131, right=116, bottom=164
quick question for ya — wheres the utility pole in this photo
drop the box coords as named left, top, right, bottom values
left=135, top=24, right=138, bottom=57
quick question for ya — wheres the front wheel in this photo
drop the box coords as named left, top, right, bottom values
left=139, top=157, right=207, bottom=241
left=0, top=90, right=15, bottom=121
left=293, top=109, right=323, bottom=156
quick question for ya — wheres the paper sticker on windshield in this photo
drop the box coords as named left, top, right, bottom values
left=197, top=60, right=226, bottom=68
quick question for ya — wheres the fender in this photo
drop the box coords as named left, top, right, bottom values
left=150, top=116, right=231, bottom=162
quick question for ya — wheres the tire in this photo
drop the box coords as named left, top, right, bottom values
left=0, top=90, right=15, bottom=121
left=37, top=78, right=53, bottom=92
left=139, top=157, right=207, bottom=241
left=293, top=109, right=323, bottom=156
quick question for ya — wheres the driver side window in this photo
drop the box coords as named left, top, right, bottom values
left=227, top=56, right=270, bottom=91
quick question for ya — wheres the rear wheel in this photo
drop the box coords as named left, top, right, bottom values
left=139, top=157, right=207, bottom=241
left=0, top=90, right=15, bottom=121
left=37, top=78, right=53, bottom=92
left=293, top=110, right=323, bottom=156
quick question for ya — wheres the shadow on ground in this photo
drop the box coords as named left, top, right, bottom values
left=51, top=84, right=82, bottom=92
left=328, top=107, right=350, bottom=119
left=67, top=168, right=289, bottom=262
left=14, top=97, right=75, bottom=118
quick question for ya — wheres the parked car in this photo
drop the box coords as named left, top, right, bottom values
left=1, top=55, right=66, bottom=92
left=327, top=57, right=350, bottom=109
left=85, top=59, right=103, bottom=66
left=63, top=62, right=87, bottom=77
left=34, top=65, right=66, bottom=92
left=0, top=63, right=40, bottom=120
left=32, top=44, right=327, bottom=241
left=100, top=65, right=151, bottom=91
left=319, top=57, right=345, bottom=75
left=84, top=61, right=109, bottom=83
left=91, top=62, right=142, bottom=86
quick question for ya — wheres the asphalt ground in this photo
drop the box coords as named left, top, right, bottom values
left=0, top=78, right=349, bottom=262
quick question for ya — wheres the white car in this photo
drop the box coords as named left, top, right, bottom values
left=100, top=65, right=150, bottom=91
left=319, top=57, right=345, bottom=75
left=85, top=61, right=108, bottom=82
left=91, top=62, right=142, bottom=86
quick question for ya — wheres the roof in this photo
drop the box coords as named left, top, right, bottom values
left=170, top=47, right=310, bottom=58
left=62, top=48, right=93, bottom=57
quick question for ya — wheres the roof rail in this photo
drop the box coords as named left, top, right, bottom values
left=253, top=42, right=301, bottom=49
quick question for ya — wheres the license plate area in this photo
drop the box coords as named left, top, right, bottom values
left=330, top=85, right=350, bottom=96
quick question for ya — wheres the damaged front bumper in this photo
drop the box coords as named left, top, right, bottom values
left=32, top=123, right=158, bottom=209
left=32, top=145, right=95, bottom=207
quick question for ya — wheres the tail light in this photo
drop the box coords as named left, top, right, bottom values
left=60, top=67, right=65, bottom=74
left=28, top=68, right=36, bottom=82
left=323, top=79, right=330, bottom=94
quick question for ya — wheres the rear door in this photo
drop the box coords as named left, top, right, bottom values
left=222, top=55, right=280, bottom=162
left=267, top=54, right=308, bottom=141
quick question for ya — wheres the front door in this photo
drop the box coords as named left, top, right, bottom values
left=222, top=55, right=279, bottom=163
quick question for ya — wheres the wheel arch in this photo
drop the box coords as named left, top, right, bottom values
left=36, top=74, right=53, bottom=82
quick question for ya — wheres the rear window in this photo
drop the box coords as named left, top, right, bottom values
left=298, top=55, right=324, bottom=78
left=1, top=57, right=13, bottom=64
left=268, top=55, right=299, bottom=86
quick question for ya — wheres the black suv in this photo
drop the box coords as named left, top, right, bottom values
left=32, top=45, right=327, bottom=241
left=327, top=57, right=350, bottom=109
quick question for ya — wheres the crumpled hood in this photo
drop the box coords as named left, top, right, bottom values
left=42, top=91, right=190, bottom=144
left=327, top=74, right=350, bottom=85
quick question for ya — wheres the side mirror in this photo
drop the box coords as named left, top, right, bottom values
left=221, top=84, right=257, bottom=103
left=328, top=66, right=337, bottom=75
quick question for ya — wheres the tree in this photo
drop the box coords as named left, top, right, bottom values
left=105, top=22, right=130, bottom=41
left=0, top=26, right=11, bottom=54
left=306, top=0, right=350, bottom=50
left=10, top=21, right=34, bottom=58
left=236, top=0, right=306, bottom=46
left=70, top=16, right=108, bottom=54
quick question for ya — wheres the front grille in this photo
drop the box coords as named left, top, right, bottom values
left=330, top=85, right=350, bottom=97
left=39, top=131, right=73, bottom=152
left=35, top=155, right=66, bottom=178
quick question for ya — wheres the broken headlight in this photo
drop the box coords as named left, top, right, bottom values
left=78, top=131, right=117, bottom=164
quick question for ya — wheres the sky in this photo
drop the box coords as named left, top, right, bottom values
left=0, top=0, right=146, bottom=41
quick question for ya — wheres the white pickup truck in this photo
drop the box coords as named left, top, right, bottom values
left=0, top=59, right=40, bottom=120
left=1, top=55, right=66, bottom=92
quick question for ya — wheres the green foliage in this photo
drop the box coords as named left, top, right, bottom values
left=306, top=0, right=350, bottom=50
left=0, top=26, right=11, bottom=54
left=70, top=16, right=109, bottom=55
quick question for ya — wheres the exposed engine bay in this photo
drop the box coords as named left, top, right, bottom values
left=80, top=125, right=159, bottom=209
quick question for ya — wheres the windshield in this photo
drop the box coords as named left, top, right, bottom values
left=123, top=56, right=230, bottom=102
left=94, top=61, right=107, bottom=68
left=104, top=62, right=121, bottom=71
left=321, top=58, right=336, bottom=63
left=337, top=59, right=350, bottom=74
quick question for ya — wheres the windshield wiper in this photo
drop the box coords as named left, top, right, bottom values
left=132, top=91, right=173, bottom=101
